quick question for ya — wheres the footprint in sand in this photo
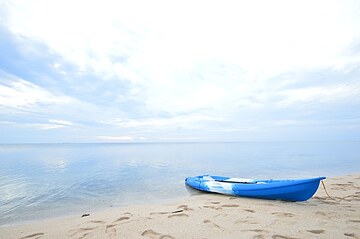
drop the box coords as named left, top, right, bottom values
left=103, top=213, right=133, bottom=238
left=68, top=226, right=98, bottom=238
left=235, top=218, right=258, bottom=225
left=177, top=204, right=193, bottom=211
left=150, top=211, right=171, bottom=216
left=203, top=205, right=222, bottom=210
left=114, top=216, right=130, bottom=223
left=112, top=212, right=133, bottom=224
left=271, top=235, right=300, bottom=239
left=105, top=224, right=117, bottom=239
left=159, top=236, right=175, bottom=239
left=141, top=229, right=161, bottom=239
left=242, top=229, right=270, bottom=239
left=243, top=229, right=269, bottom=233
left=20, top=233, right=44, bottom=239
left=214, top=213, right=228, bottom=218
left=271, top=212, right=294, bottom=217
left=322, top=200, right=338, bottom=205
left=347, top=219, right=360, bottom=223
left=307, top=230, right=325, bottom=234
left=168, top=213, right=189, bottom=218
left=244, top=209, right=255, bottom=213
left=150, top=207, right=189, bottom=217
left=89, top=220, right=106, bottom=224
left=314, top=211, right=327, bottom=216
left=203, top=219, right=222, bottom=229
left=222, top=204, right=239, bottom=208
left=141, top=229, right=175, bottom=239
left=313, top=196, right=327, bottom=201
left=253, top=235, right=266, bottom=239
left=344, top=232, right=357, bottom=238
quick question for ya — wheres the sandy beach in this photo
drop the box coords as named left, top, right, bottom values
left=1, top=174, right=359, bottom=239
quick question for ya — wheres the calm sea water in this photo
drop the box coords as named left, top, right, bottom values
left=0, top=142, right=359, bottom=225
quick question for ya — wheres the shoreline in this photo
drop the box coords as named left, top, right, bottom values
left=1, top=174, right=359, bottom=239
left=0, top=195, right=191, bottom=228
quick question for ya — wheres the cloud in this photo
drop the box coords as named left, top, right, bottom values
left=277, top=83, right=360, bottom=108
left=0, top=0, right=360, bottom=142
left=4, top=0, right=360, bottom=82
left=0, top=71, right=73, bottom=110
left=97, top=135, right=138, bottom=142
left=33, top=123, right=65, bottom=130
left=145, top=83, right=228, bottom=113
left=32, top=119, right=74, bottom=130
left=108, top=114, right=224, bottom=130
left=0, top=119, right=74, bottom=130
left=48, top=119, right=74, bottom=126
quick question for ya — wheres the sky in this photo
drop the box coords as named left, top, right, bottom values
left=0, top=0, right=359, bottom=143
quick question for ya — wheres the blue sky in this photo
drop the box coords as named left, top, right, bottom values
left=0, top=0, right=359, bottom=143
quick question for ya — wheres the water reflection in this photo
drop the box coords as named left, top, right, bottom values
left=0, top=142, right=359, bottom=225
left=184, top=184, right=204, bottom=196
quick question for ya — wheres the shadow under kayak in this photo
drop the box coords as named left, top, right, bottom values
left=185, top=175, right=326, bottom=202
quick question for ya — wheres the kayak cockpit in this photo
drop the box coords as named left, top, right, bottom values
left=204, top=175, right=267, bottom=184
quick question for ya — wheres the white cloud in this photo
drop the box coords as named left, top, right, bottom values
left=277, top=83, right=360, bottom=108
left=0, top=71, right=73, bottom=110
left=34, top=123, right=65, bottom=130
left=109, top=114, right=224, bottom=130
left=272, top=120, right=303, bottom=126
left=4, top=0, right=360, bottom=116
left=29, top=119, right=75, bottom=130
left=145, top=83, right=228, bottom=113
left=0, top=121, right=65, bottom=130
left=97, top=135, right=136, bottom=141
left=48, top=119, right=74, bottom=126
left=1, top=0, right=360, bottom=142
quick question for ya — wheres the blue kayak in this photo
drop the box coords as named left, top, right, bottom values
left=185, top=175, right=326, bottom=201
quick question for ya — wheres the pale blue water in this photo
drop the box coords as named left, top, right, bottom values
left=0, top=142, right=359, bottom=225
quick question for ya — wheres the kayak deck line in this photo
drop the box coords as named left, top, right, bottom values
left=216, top=180, right=258, bottom=184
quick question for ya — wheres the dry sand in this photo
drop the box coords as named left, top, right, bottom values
left=1, top=174, right=359, bottom=239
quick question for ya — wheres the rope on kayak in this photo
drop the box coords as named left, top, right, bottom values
left=321, top=180, right=341, bottom=202
left=320, top=180, right=360, bottom=202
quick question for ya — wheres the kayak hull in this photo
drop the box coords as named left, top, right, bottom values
left=185, top=175, right=326, bottom=202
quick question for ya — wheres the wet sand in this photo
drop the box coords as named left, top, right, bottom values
left=1, top=174, right=359, bottom=239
